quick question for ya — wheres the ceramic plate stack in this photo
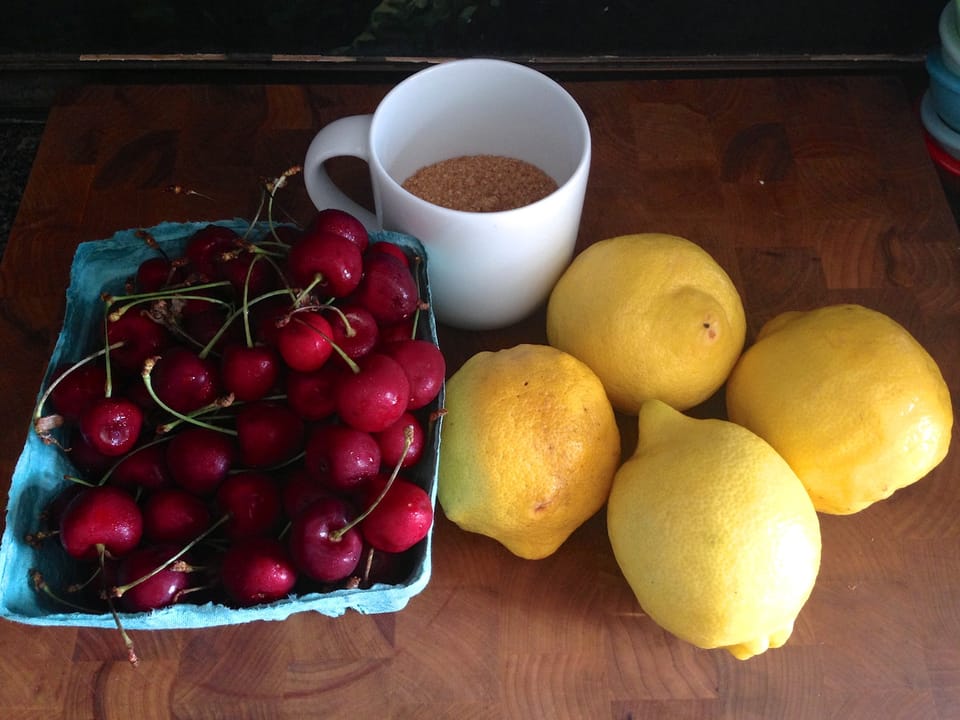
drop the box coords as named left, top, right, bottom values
left=923, top=1, right=960, bottom=173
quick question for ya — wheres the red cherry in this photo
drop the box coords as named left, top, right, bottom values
left=215, top=471, right=282, bottom=540
left=49, top=361, right=107, bottom=421
left=304, top=423, right=381, bottom=493
left=382, top=338, right=445, bottom=410
left=149, top=346, right=223, bottom=414
left=374, top=412, right=425, bottom=469
left=286, top=230, right=363, bottom=298
left=359, top=474, right=433, bottom=553
left=166, top=427, right=238, bottom=496
left=235, top=401, right=305, bottom=468
left=336, top=353, right=410, bottom=433
left=284, top=364, right=342, bottom=422
left=288, top=496, right=363, bottom=583
left=281, top=467, right=337, bottom=519
left=221, top=343, right=280, bottom=402
left=185, top=224, right=240, bottom=279
left=328, top=305, right=379, bottom=364
left=78, top=396, right=143, bottom=457
left=115, top=544, right=194, bottom=612
left=308, top=208, right=369, bottom=253
left=142, top=488, right=212, bottom=545
left=108, top=442, right=172, bottom=491
left=221, top=537, right=297, bottom=607
left=106, top=311, right=173, bottom=374
left=59, top=485, right=143, bottom=561
left=276, top=311, right=334, bottom=373
left=352, top=252, right=419, bottom=325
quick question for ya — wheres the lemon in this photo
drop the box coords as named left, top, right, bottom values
left=726, top=304, right=953, bottom=515
left=607, top=399, right=821, bottom=660
left=546, top=233, right=746, bottom=413
left=437, top=344, right=621, bottom=560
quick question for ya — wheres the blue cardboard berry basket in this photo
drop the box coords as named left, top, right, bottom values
left=0, top=220, right=443, bottom=628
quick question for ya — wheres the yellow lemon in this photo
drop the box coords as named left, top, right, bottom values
left=546, top=233, right=746, bottom=413
left=607, top=399, right=821, bottom=660
left=726, top=304, right=953, bottom=515
left=437, top=344, right=621, bottom=560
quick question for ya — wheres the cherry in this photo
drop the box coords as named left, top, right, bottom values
left=106, top=311, right=173, bottom=374
left=185, top=224, right=240, bottom=280
left=358, top=474, right=433, bottom=553
left=215, top=471, right=282, bottom=540
left=59, top=485, right=143, bottom=561
left=220, top=250, right=276, bottom=298
left=235, top=400, right=305, bottom=468
left=166, top=426, right=238, bottom=496
left=49, top=361, right=107, bottom=421
left=383, top=338, right=446, bottom=410
left=304, top=423, right=381, bottom=493
left=221, top=537, right=297, bottom=607
left=181, top=306, right=242, bottom=354
left=148, top=346, right=223, bottom=414
left=352, top=251, right=418, bottom=325
left=66, top=427, right=115, bottom=476
left=108, top=442, right=172, bottom=491
left=276, top=311, right=334, bottom=373
left=286, top=230, right=363, bottom=298
left=114, top=544, right=194, bottom=612
left=136, top=256, right=185, bottom=293
left=284, top=364, right=342, bottom=422
left=374, top=413, right=425, bottom=469
left=308, top=208, right=369, bottom=253
left=221, top=343, right=280, bottom=402
left=328, top=305, right=379, bottom=363
left=366, top=240, right=409, bottom=267
left=281, top=467, right=336, bottom=519
left=78, top=397, right=144, bottom=457
left=336, top=353, right=410, bottom=433
left=142, top=488, right=212, bottom=545
left=288, top=496, right=363, bottom=583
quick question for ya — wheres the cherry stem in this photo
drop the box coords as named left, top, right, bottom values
left=289, top=315, right=359, bottom=374
left=141, top=358, right=238, bottom=436
left=108, top=513, right=231, bottom=600
left=198, top=287, right=297, bottom=359
left=32, top=342, right=125, bottom=434
left=330, top=425, right=414, bottom=542
left=97, top=435, right=173, bottom=486
left=30, top=569, right=99, bottom=613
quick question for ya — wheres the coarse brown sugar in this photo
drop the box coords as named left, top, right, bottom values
left=401, top=155, right=558, bottom=212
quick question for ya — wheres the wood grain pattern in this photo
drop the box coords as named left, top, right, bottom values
left=0, top=75, right=958, bottom=719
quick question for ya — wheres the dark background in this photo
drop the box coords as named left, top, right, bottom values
left=0, top=0, right=951, bottom=253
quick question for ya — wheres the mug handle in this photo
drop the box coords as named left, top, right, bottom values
left=302, top=114, right=379, bottom=231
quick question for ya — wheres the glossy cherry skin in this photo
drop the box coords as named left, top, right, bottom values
left=276, top=311, right=334, bottom=373
left=288, top=496, right=363, bottom=583
left=308, top=208, right=369, bottom=253
left=78, top=397, right=144, bottom=457
left=115, top=544, right=194, bottom=612
left=141, top=488, right=212, bottom=545
left=286, top=230, right=363, bottom=298
left=358, top=474, right=433, bottom=554
left=234, top=401, right=305, bottom=468
left=166, top=427, right=238, bottom=496
left=221, top=537, right=297, bottom=608
left=335, top=353, right=410, bottom=433
left=215, top=471, right=282, bottom=540
left=304, top=423, right=381, bottom=493
left=382, top=338, right=446, bottom=410
left=59, top=485, right=143, bottom=561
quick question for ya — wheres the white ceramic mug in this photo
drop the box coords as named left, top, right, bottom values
left=303, top=58, right=591, bottom=330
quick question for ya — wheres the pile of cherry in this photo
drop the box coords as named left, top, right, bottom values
left=28, top=204, right=445, bottom=630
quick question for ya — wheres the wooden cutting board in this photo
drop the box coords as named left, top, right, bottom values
left=0, top=75, right=957, bottom=719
